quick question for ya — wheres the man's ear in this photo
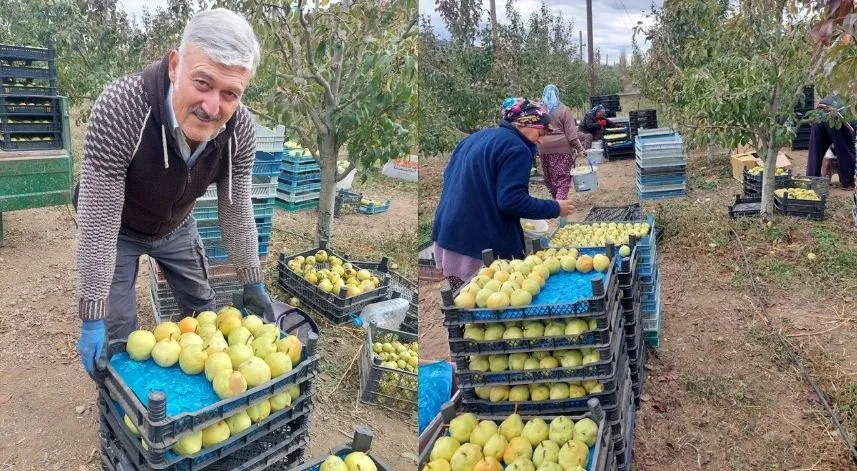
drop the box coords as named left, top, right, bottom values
left=168, top=49, right=179, bottom=83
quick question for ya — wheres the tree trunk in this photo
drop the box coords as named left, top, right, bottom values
left=707, top=118, right=714, bottom=163
left=316, top=133, right=336, bottom=245
left=760, top=134, right=779, bottom=215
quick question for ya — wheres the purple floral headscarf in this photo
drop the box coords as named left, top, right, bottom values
left=501, top=97, right=552, bottom=130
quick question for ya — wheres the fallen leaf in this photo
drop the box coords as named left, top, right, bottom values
left=401, top=452, right=418, bottom=463
left=0, top=394, right=11, bottom=405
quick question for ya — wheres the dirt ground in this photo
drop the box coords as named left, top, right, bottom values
left=419, top=148, right=857, bottom=470
left=0, top=172, right=417, bottom=470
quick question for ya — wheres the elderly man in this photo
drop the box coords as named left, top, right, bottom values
left=74, top=8, right=274, bottom=375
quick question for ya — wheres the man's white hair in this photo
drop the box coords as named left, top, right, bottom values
left=179, top=8, right=261, bottom=76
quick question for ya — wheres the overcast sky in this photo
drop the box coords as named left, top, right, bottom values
left=419, top=0, right=662, bottom=65
left=119, top=0, right=654, bottom=65
left=119, top=0, right=169, bottom=19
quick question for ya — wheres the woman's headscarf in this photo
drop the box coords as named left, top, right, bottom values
left=542, top=84, right=561, bottom=114
left=589, top=104, right=605, bottom=116
left=501, top=97, right=551, bottom=130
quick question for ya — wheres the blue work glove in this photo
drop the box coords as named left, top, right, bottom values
left=243, top=283, right=276, bottom=322
left=77, top=320, right=106, bottom=377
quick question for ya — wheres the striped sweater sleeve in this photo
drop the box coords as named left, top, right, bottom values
left=217, top=105, right=262, bottom=285
left=76, top=76, right=149, bottom=321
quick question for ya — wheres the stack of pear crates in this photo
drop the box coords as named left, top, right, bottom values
left=98, top=308, right=320, bottom=470
left=276, top=139, right=321, bottom=212
left=436, top=241, right=637, bottom=470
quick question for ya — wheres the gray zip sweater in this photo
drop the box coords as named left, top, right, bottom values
left=76, top=57, right=262, bottom=322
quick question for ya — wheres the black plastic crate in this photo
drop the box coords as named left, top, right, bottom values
left=276, top=242, right=392, bottom=324
left=728, top=194, right=762, bottom=219
left=616, top=246, right=639, bottom=289
left=774, top=194, right=826, bottom=220
left=93, top=309, right=320, bottom=451
left=0, top=116, right=61, bottom=133
left=292, top=427, right=393, bottom=471
left=98, top=384, right=313, bottom=470
left=742, top=168, right=793, bottom=197
left=619, top=280, right=640, bottom=313
left=419, top=397, right=612, bottom=471
left=0, top=43, right=55, bottom=61
left=459, top=354, right=630, bottom=419
left=333, top=189, right=362, bottom=218
left=453, top=318, right=624, bottom=388
left=0, top=95, right=59, bottom=115
left=447, top=296, right=620, bottom=357
left=459, top=342, right=629, bottom=413
left=0, top=134, right=62, bottom=151
left=781, top=175, right=830, bottom=196
left=99, top=397, right=309, bottom=471
left=358, top=323, right=417, bottom=412
left=440, top=259, right=618, bottom=326
left=583, top=204, right=643, bottom=223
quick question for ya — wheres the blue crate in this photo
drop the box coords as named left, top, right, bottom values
left=278, top=178, right=321, bottom=194
left=358, top=200, right=391, bottom=215
left=197, top=222, right=272, bottom=243
left=207, top=241, right=269, bottom=261
left=640, top=281, right=660, bottom=313
left=255, top=149, right=283, bottom=162
left=280, top=169, right=321, bottom=183
left=637, top=183, right=686, bottom=201
left=283, top=149, right=315, bottom=162
left=281, top=158, right=321, bottom=174
left=254, top=201, right=275, bottom=219
left=276, top=189, right=320, bottom=204
left=193, top=200, right=275, bottom=222
left=253, top=161, right=281, bottom=177
left=637, top=170, right=686, bottom=186
left=275, top=199, right=319, bottom=212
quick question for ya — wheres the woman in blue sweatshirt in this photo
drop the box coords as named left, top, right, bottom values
left=432, top=98, right=572, bottom=292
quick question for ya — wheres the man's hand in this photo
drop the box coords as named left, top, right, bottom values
left=558, top=200, right=573, bottom=217
left=77, top=319, right=105, bottom=377
left=243, top=283, right=276, bottom=323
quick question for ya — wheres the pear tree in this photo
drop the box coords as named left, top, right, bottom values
left=632, top=0, right=827, bottom=214
left=232, top=0, right=417, bottom=244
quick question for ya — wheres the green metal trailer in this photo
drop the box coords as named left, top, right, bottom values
left=0, top=97, right=73, bottom=245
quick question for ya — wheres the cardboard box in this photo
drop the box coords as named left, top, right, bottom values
left=776, top=151, right=793, bottom=170
left=731, top=152, right=760, bottom=181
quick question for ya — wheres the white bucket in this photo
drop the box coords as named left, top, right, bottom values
left=571, top=158, right=598, bottom=193
left=586, top=148, right=604, bottom=165
left=591, top=141, right=603, bottom=150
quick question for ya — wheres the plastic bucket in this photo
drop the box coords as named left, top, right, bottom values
left=587, top=148, right=605, bottom=165
left=591, top=141, right=603, bottom=150
left=571, top=158, right=598, bottom=193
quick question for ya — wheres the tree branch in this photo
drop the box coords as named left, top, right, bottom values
left=297, top=0, right=337, bottom=108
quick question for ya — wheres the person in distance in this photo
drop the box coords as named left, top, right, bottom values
left=538, top=84, right=588, bottom=200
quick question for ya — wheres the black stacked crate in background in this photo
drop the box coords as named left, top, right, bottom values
left=0, top=42, right=62, bottom=151
left=792, top=85, right=814, bottom=150
left=591, top=95, right=621, bottom=118
left=629, top=109, right=658, bottom=140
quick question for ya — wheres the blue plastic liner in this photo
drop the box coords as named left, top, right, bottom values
left=109, top=353, right=221, bottom=418
left=418, top=361, right=453, bottom=434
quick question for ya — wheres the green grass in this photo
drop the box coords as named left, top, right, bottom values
left=418, top=216, right=432, bottom=247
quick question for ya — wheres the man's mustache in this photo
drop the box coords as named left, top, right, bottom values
left=191, top=106, right=221, bottom=122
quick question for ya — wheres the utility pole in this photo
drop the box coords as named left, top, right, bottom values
left=586, top=0, right=595, bottom=97
left=489, top=0, right=497, bottom=46
left=579, top=31, right=583, bottom=60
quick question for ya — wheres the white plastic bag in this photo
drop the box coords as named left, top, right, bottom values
left=381, top=155, right=418, bottom=182
left=358, top=298, right=410, bottom=330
